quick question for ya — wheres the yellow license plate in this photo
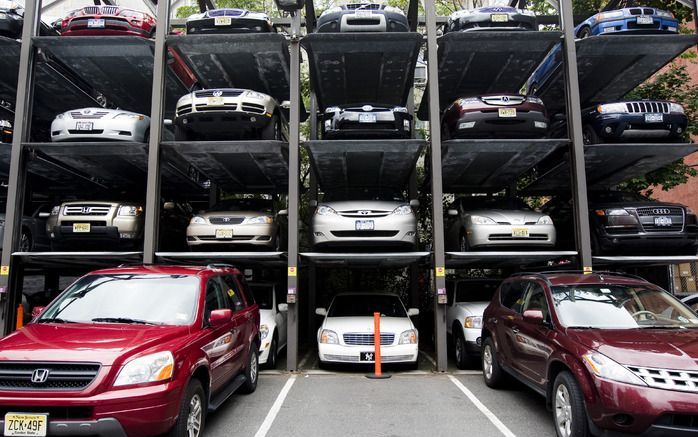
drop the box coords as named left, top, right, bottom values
left=207, top=97, right=225, bottom=106
left=4, top=413, right=47, bottom=437
left=498, top=108, right=517, bottom=118
left=512, top=227, right=529, bottom=238
left=214, top=17, right=232, bottom=26
left=72, top=223, right=90, bottom=233
left=215, top=229, right=233, bottom=239
left=491, top=14, right=509, bottom=22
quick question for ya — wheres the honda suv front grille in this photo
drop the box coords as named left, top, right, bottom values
left=625, top=102, right=670, bottom=114
left=482, top=96, right=525, bottom=106
left=64, top=205, right=112, bottom=216
left=343, top=333, right=394, bottom=345
left=0, top=362, right=100, bottom=391
left=626, top=365, right=698, bottom=394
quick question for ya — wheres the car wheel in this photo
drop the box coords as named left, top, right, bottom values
left=143, top=128, right=150, bottom=143
left=577, top=27, right=591, bottom=39
left=239, top=346, right=259, bottom=394
left=459, top=232, right=469, bottom=252
left=19, top=229, right=32, bottom=252
left=482, top=337, right=504, bottom=388
left=582, top=125, right=600, bottom=145
left=169, top=379, right=206, bottom=437
left=441, top=123, right=451, bottom=141
left=553, top=371, right=590, bottom=437
left=262, top=114, right=281, bottom=140
left=455, top=332, right=470, bottom=370
left=267, top=335, right=278, bottom=369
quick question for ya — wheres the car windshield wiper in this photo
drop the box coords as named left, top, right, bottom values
left=35, top=318, right=78, bottom=324
left=91, top=317, right=160, bottom=325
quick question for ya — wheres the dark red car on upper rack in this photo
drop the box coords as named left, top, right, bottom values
left=59, top=5, right=156, bottom=37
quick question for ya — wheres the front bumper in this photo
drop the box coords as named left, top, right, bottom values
left=311, top=213, right=417, bottom=249
left=316, top=11, right=409, bottom=33
left=50, top=118, right=148, bottom=143
left=450, top=110, right=548, bottom=138
left=462, top=327, right=482, bottom=355
left=591, top=17, right=679, bottom=35
left=467, top=223, right=556, bottom=249
left=450, top=12, right=536, bottom=31
left=596, top=230, right=698, bottom=255
left=186, top=17, right=273, bottom=34
left=186, top=223, right=277, bottom=248
left=323, top=111, right=412, bottom=139
left=50, top=224, right=142, bottom=248
left=318, top=343, right=418, bottom=364
left=175, top=96, right=275, bottom=136
left=586, top=112, right=687, bottom=142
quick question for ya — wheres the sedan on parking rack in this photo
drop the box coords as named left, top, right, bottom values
left=482, top=271, right=698, bottom=437
left=0, top=119, right=11, bottom=143
left=0, top=205, right=52, bottom=252
left=175, top=89, right=287, bottom=141
left=575, top=6, right=679, bottom=38
left=59, top=5, right=156, bottom=37
left=321, top=104, right=412, bottom=139
left=187, top=198, right=286, bottom=251
left=0, top=264, right=259, bottom=437
left=441, top=95, right=548, bottom=139
left=51, top=108, right=150, bottom=143
left=317, top=2, right=409, bottom=32
left=186, top=8, right=274, bottom=34
left=446, top=196, right=555, bottom=251
left=250, top=282, right=288, bottom=368
left=316, top=292, right=419, bottom=366
left=0, top=2, right=59, bottom=38
left=447, top=6, right=537, bottom=32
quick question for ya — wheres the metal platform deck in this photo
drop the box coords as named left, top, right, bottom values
left=441, top=139, right=568, bottom=193
left=161, top=140, right=289, bottom=193
left=301, top=252, right=431, bottom=268
left=532, top=34, right=698, bottom=114
left=12, top=251, right=143, bottom=272
left=301, top=33, right=423, bottom=110
left=524, top=142, right=698, bottom=194
left=304, top=140, right=425, bottom=190
left=155, top=251, right=287, bottom=267
left=592, top=255, right=698, bottom=267
left=417, top=31, right=562, bottom=120
left=446, top=251, right=577, bottom=268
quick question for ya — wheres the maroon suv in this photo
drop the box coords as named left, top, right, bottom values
left=0, top=264, right=259, bottom=437
left=482, top=271, right=698, bottom=437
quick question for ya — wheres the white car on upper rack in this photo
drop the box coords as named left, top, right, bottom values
left=50, top=108, right=150, bottom=142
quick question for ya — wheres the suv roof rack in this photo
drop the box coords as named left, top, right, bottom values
left=509, top=270, right=647, bottom=284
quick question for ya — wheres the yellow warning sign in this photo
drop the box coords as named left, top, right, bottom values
left=0, top=266, right=9, bottom=276
left=288, top=267, right=297, bottom=277
left=583, top=266, right=593, bottom=275
left=435, top=267, right=445, bottom=277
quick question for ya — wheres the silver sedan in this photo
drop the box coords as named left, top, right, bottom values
left=51, top=108, right=150, bottom=142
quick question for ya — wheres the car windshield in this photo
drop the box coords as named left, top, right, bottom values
left=209, top=199, right=273, bottom=213
left=455, top=282, right=498, bottom=302
left=37, top=274, right=200, bottom=325
left=324, top=187, right=405, bottom=202
left=458, top=197, right=531, bottom=211
left=551, top=284, right=698, bottom=329
left=250, top=284, right=273, bottom=310
left=328, top=294, right=407, bottom=318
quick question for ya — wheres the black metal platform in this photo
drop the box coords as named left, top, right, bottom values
left=532, top=34, right=698, bottom=114
left=417, top=31, right=562, bottom=120
left=156, top=251, right=287, bottom=267
left=161, top=141, right=288, bottom=193
left=592, top=255, right=698, bottom=267
left=33, top=36, right=189, bottom=118
left=301, top=252, right=430, bottom=268
left=13, top=252, right=143, bottom=273
left=524, top=143, right=698, bottom=194
left=446, top=251, right=577, bottom=268
left=441, top=139, right=568, bottom=193
left=301, top=33, right=423, bottom=109
left=305, top=140, right=425, bottom=190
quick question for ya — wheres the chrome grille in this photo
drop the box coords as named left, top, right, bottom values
left=82, top=6, right=99, bottom=14
left=346, top=3, right=382, bottom=10
left=625, top=101, right=670, bottom=114
left=0, top=362, right=100, bottom=391
left=339, top=210, right=390, bottom=218
left=208, top=216, right=244, bottom=225
left=195, top=90, right=244, bottom=98
left=627, top=365, right=698, bottom=394
left=70, top=111, right=109, bottom=120
left=343, top=333, right=394, bottom=345
left=208, top=9, right=245, bottom=17
left=64, top=205, right=112, bottom=216
left=636, top=207, right=683, bottom=216
left=482, top=96, right=525, bottom=106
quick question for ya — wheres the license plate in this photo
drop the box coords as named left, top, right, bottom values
left=214, top=16, right=232, bottom=26
left=498, top=108, right=517, bottom=118
left=636, top=16, right=653, bottom=24
left=355, top=10, right=373, bottom=18
left=645, top=113, right=663, bottom=123
left=215, top=229, right=233, bottom=239
left=360, top=352, right=375, bottom=361
left=654, top=216, right=672, bottom=227
left=358, top=113, right=377, bottom=123
left=491, top=14, right=509, bottom=22
left=512, top=227, right=529, bottom=238
left=355, top=220, right=374, bottom=231
left=87, top=19, right=105, bottom=28
left=75, top=121, right=93, bottom=131
left=72, top=223, right=90, bottom=233
left=4, top=413, right=48, bottom=437
left=207, top=97, right=225, bottom=106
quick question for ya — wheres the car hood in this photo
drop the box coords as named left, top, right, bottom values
left=0, top=324, right=191, bottom=366
left=466, top=209, right=544, bottom=223
left=454, top=302, right=490, bottom=316
left=567, top=328, right=698, bottom=370
left=322, top=316, right=414, bottom=334
left=321, top=200, right=406, bottom=212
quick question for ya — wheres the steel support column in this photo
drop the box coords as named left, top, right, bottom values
left=143, top=0, right=171, bottom=265
left=559, top=0, right=593, bottom=269
left=286, top=11, right=302, bottom=372
left=307, top=92, right=318, bottom=346
left=424, top=0, right=448, bottom=372
left=0, top=0, right=42, bottom=336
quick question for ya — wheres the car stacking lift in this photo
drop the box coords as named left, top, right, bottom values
left=0, top=0, right=697, bottom=374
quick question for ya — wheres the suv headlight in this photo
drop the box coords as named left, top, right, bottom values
left=537, top=215, right=553, bottom=225
left=118, top=206, right=143, bottom=216
left=597, top=103, right=628, bottom=114
left=399, top=329, right=418, bottom=344
left=260, top=324, right=269, bottom=340
left=246, top=91, right=266, bottom=100
left=470, top=215, right=496, bottom=225
left=596, top=208, right=630, bottom=216
left=582, top=352, right=646, bottom=386
left=393, top=107, right=409, bottom=113
left=464, top=316, right=482, bottom=329
left=316, top=206, right=337, bottom=216
left=190, top=216, right=206, bottom=225
left=319, top=329, right=338, bottom=344
left=392, top=205, right=413, bottom=215
left=50, top=206, right=60, bottom=216
left=244, top=216, right=273, bottom=224
left=526, top=96, right=543, bottom=105
left=325, top=106, right=341, bottom=113
left=114, top=351, right=174, bottom=387
left=670, top=103, right=684, bottom=114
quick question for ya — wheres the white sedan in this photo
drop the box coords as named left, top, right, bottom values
left=250, top=282, right=287, bottom=368
left=51, top=108, right=150, bottom=142
left=316, top=292, right=419, bottom=366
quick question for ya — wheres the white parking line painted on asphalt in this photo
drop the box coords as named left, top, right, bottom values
left=448, top=375, right=517, bottom=437
left=253, top=375, right=297, bottom=437
left=419, top=350, right=437, bottom=367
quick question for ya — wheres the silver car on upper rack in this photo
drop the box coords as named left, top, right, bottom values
left=446, top=196, right=556, bottom=251
left=50, top=108, right=150, bottom=142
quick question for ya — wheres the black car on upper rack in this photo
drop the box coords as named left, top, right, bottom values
left=446, top=5, right=537, bottom=32
left=321, top=104, right=412, bottom=139
left=185, top=8, right=275, bottom=34
left=0, top=2, right=58, bottom=38
left=316, top=2, right=409, bottom=32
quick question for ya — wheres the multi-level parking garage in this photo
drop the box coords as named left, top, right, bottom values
left=0, top=0, right=697, bottom=380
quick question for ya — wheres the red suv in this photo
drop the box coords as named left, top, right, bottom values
left=60, top=5, right=156, bottom=37
left=481, top=271, right=698, bottom=437
left=0, top=264, right=259, bottom=437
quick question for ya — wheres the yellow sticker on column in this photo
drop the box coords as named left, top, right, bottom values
left=288, top=267, right=297, bottom=277
left=0, top=266, right=8, bottom=276
left=227, top=289, right=235, bottom=297
left=583, top=266, right=593, bottom=275
left=435, top=267, right=445, bottom=277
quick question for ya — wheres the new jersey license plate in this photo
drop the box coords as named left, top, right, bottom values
left=636, top=16, right=653, bottom=24
left=207, top=97, right=225, bottom=106
left=498, top=108, right=517, bottom=118
left=359, top=113, right=377, bottom=123
left=491, top=14, right=509, bottom=22
left=215, top=229, right=233, bottom=239
left=72, top=223, right=90, bottom=233
left=645, top=113, right=663, bottom=123
left=355, top=220, right=374, bottom=231
left=87, top=19, right=105, bottom=28
left=4, top=413, right=47, bottom=437
left=512, top=227, right=530, bottom=238
left=214, top=16, right=232, bottom=26
left=355, top=10, right=373, bottom=18
left=75, top=121, right=93, bottom=131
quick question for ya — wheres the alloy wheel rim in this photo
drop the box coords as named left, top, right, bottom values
left=186, top=393, right=202, bottom=437
left=483, top=345, right=493, bottom=380
left=455, top=336, right=463, bottom=363
left=554, top=384, right=573, bottom=437
left=250, top=351, right=258, bottom=384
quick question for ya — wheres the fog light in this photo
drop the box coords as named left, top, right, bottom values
left=534, top=121, right=547, bottom=129
left=476, top=337, right=482, bottom=346
left=677, top=127, right=683, bottom=133
left=604, top=126, right=613, bottom=134
left=403, top=120, right=410, bottom=130
left=183, top=119, right=188, bottom=125
left=250, top=117, right=256, bottom=122
left=406, top=231, right=415, bottom=236
left=613, top=414, right=633, bottom=426
left=459, top=122, right=475, bottom=130
left=314, top=232, right=324, bottom=237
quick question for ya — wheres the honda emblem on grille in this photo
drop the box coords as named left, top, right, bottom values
left=212, top=90, right=223, bottom=97
left=82, top=207, right=91, bottom=214
left=31, top=369, right=50, bottom=384
left=652, top=208, right=671, bottom=215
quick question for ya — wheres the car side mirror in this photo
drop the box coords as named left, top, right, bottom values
left=315, top=308, right=327, bottom=316
left=447, top=209, right=458, bottom=216
left=163, top=202, right=175, bottom=211
left=407, top=308, right=419, bottom=317
left=278, top=209, right=288, bottom=216
left=209, top=309, right=232, bottom=328
left=523, top=309, right=544, bottom=324
left=38, top=212, right=50, bottom=218
left=278, top=303, right=288, bottom=312
left=309, top=200, right=318, bottom=208
left=409, top=199, right=420, bottom=208
left=32, top=306, right=46, bottom=318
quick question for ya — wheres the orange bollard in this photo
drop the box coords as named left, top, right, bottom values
left=366, top=311, right=391, bottom=379
left=15, top=304, right=23, bottom=330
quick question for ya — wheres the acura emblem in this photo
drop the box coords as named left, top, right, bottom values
left=501, top=96, right=510, bottom=102
left=652, top=208, right=670, bottom=215
left=212, top=90, right=223, bottom=97
left=31, top=369, right=50, bottom=384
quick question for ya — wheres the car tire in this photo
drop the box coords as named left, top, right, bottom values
left=262, top=114, right=281, bottom=140
left=239, top=346, right=259, bottom=394
left=168, top=379, right=206, bottom=437
left=482, top=337, right=504, bottom=388
left=19, top=229, right=32, bottom=252
left=552, top=371, right=590, bottom=437
left=577, top=26, right=591, bottom=39
left=266, top=334, right=278, bottom=369
left=455, top=331, right=470, bottom=370
left=582, top=124, right=599, bottom=145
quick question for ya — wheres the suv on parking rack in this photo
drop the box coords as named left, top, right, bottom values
left=0, top=264, right=260, bottom=437
left=482, top=271, right=698, bottom=437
